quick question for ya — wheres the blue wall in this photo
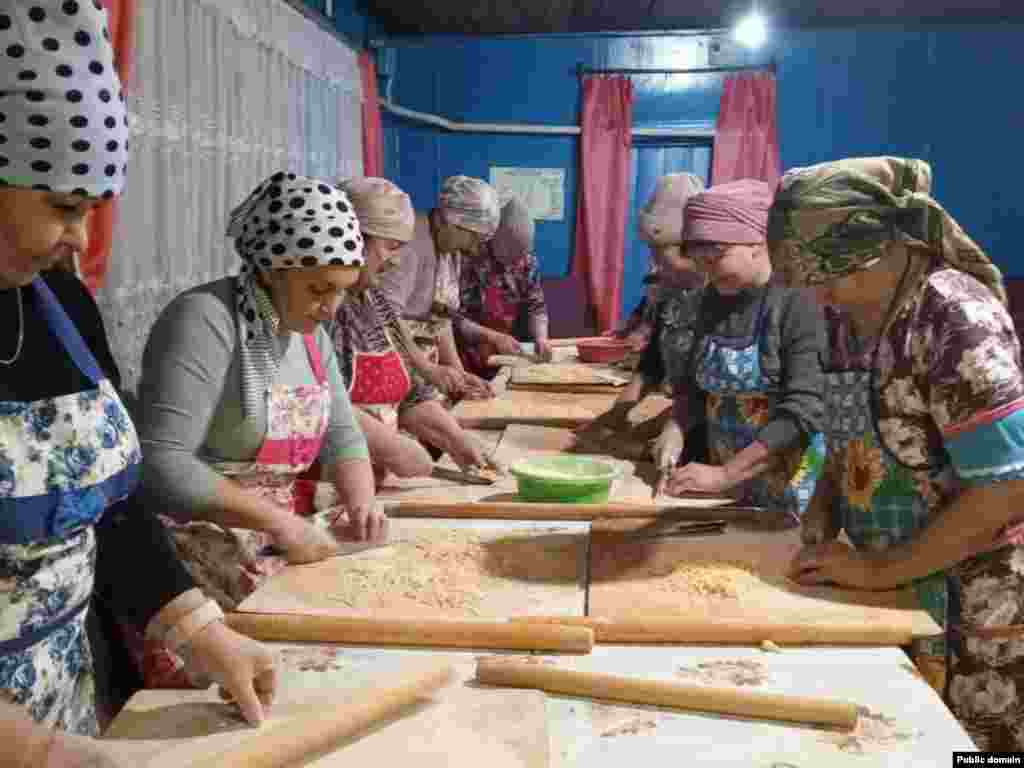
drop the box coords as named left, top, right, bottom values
left=378, top=24, right=1024, bottom=320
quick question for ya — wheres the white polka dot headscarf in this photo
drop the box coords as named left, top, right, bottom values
left=0, top=1, right=130, bottom=199
left=226, top=170, right=365, bottom=274
left=226, top=171, right=366, bottom=419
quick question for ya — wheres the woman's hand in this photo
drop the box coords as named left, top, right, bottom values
left=488, top=331, right=522, bottom=357
left=425, top=364, right=465, bottom=398
left=183, top=621, right=277, bottom=725
left=664, top=462, right=732, bottom=496
left=335, top=502, right=388, bottom=543
left=787, top=540, right=891, bottom=591
left=458, top=372, right=495, bottom=400
left=273, top=517, right=339, bottom=564
left=534, top=339, right=554, bottom=362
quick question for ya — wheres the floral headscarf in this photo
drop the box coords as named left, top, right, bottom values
left=768, top=157, right=1006, bottom=308
left=438, top=175, right=500, bottom=239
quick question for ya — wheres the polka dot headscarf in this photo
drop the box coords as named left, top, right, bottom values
left=0, top=1, right=130, bottom=199
left=226, top=170, right=365, bottom=274
left=226, top=171, right=366, bottom=419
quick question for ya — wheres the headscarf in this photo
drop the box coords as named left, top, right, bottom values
left=438, top=175, right=500, bottom=239
left=683, top=179, right=773, bottom=244
left=225, top=170, right=365, bottom=418
left=767, top=156, right=1006, bottom=309
left=489, top=197, right=534, bottom=265
left=638, top=173, right=705, bottom=246
left=338, top=177, right=415, bottom=243
left=0, top=0, right=130, bottom=199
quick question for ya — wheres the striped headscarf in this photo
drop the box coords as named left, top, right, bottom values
left=768, top=157, right=1006, bottom=308
left=438, top=175, right=500, bottom=239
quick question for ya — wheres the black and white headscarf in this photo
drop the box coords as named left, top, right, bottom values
left=225, top=171, right=365, bottom=418
left=0, top=1, right=130, bottom=198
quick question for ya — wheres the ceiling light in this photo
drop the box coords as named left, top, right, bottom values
left=734, top=9, right=768, bottom=48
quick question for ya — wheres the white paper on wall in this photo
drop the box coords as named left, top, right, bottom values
left=489, top=167, right=566, bottom=222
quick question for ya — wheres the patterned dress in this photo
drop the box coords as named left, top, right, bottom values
left=859, top=266, right=1024, bottom=751
left=458, top=247, right=547, bottom=377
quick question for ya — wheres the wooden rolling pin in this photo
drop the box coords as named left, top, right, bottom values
left=509, top=615, right=914, bottom=646
left=177, top=663, right=454, bottom=768
left=226, top=613, right=594, bottom=653
left=549, top=336, right=605, bottom=348
left=386, top=500, right=737, bottom=521
left=476, top=658, right=859, bottom=730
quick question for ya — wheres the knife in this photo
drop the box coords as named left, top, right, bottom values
left=622, top=519, right=728, bottom=541
left=431, top=465, right=498, bottom=486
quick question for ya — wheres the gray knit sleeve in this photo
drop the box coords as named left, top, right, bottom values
left=136, top=287, right=237, bottom=516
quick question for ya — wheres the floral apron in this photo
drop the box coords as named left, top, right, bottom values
left=693, top=294, right=824, bottom=527
left=0, top=279, right=141, bottom=734
left=140, top=335, right=332, bottom=687
left=825, top=366, right=948, bottom=662
left=406, top=251, right=460, bottom=375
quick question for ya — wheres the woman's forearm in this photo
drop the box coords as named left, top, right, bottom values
left=877, top=479, right=1024, bottom=587
left=437, top=321, right=464, bottom=370
left=456, top=316, right=490, bottom=344
left=721, top=440, right=775, bottom=487
left=0, top=701, right=55, bottom=768
left=529, top=313, right=549, bottom=344
left=207, top=476, right=295, bottom=535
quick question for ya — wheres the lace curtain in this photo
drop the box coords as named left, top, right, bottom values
left=97, top=0, right=363, bottom=392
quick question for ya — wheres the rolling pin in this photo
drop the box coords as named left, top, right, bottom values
left=476, top=658, right=859, bottom=730
left=509, top=616, right=914, bottom=646
left=549, top=336, right=605, bottom=348
left=386, top=500, right=738, bottom=521
left=226, top=613, right=595, bottom=652
left=176, top=663, right=454, bottom=768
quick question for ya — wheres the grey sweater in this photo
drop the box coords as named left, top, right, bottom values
left=137, top=277, right=368, bottom=515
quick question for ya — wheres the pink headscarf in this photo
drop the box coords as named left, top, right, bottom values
left=683, top=179, right=774, bottom=244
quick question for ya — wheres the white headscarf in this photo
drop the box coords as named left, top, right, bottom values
left=0, top=0, right=130, bottom=198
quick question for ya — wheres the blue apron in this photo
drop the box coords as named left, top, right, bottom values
left=693, top=292, right=825, bottom=526
left=0, top=279, right=141, bottom=733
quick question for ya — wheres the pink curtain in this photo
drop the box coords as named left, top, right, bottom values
left=711, top=72, right=780, bottom=187
left=81, top=0, right=136, bottom=292
left=572, top=75, right=633, bottom=333
left=359, top=51, right=384, bottom=177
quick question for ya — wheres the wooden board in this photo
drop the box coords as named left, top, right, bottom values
left=237, top=519, right=587, bottom=619
left=507, top=363, right=629, bottom=395
left=104, top=652, right=548, bottom=768
left=588, top=520, right=942, bottom=639
left=452, top=390, right=621, bottom=429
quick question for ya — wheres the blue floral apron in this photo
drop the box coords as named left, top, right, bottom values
left=693, top=293, right=824, bottom=527
left=0, top=279, right=141, bottom=734
left=825, top=366, right=947, bottom=658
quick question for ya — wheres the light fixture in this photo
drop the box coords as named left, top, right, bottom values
left=733, top=5, right=768, bottom=49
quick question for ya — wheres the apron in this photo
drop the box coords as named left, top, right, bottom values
left=693, top=293, right=825, bottom=527
left=0, top=279, right=141, bottom=734
left=138, top=335, right=332, bottom=687
left=825, top=366, right=948, bottom=661
left=405, top=251, right=461, bottom=369
left=348, top=342, right=412, bottom=429
left=462, top=279, right=519, bottom=379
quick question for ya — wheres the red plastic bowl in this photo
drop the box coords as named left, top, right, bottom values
left=577, top=338, right=632, bottom=364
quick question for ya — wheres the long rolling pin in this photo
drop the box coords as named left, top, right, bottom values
left=385, top=500, right=739, bottom=521
left=509, top=615, right=914, bottom=646
left=175, top=663, right=454, bottom=768
left=476, top=658, right=859, bottom=730
left=226, top=613, right=595, bottom=653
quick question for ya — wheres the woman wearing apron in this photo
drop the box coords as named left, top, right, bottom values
left=0, top=2, right=275, bottom=762
left=776, top=157, right=1024, bottom=750
left=375, top=175, right=501, bottom=404
left=456, top=197, right=553, bottom=379
left=658, top=180, right=826, bottom=527
left=332, top=178, right=503, bottom=479
left=136, top=174, right=384, bottom=686
left=576, top=173, right=707, bottom=460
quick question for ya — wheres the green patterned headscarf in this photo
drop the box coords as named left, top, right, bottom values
left=768, top=157, right=1006, bottom=306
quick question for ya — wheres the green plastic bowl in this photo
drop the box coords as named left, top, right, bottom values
left=508, top=455, right=621, bottom=503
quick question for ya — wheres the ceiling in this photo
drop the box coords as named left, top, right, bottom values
left=363, top=0, right=1024, bottom=36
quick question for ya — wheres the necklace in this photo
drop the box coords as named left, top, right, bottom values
left=0, top=287, right=24, bottom=366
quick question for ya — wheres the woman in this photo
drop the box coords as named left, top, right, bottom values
left=645, top=180, right=825, bottom=524
left=773, top=157, right=1024, bottom=749
left=575, top=173, right=708, bottom=462
left=0, top=1, right=274, bottom=763
left=456, top=197, right=553, bottom=378
left=605, top=173, right=708, bottom=354
left=376, top=175, right=500, bottom=403
left=136, top=173, right=384, bottom=681
left=332, top=178, right=502, bottom=478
